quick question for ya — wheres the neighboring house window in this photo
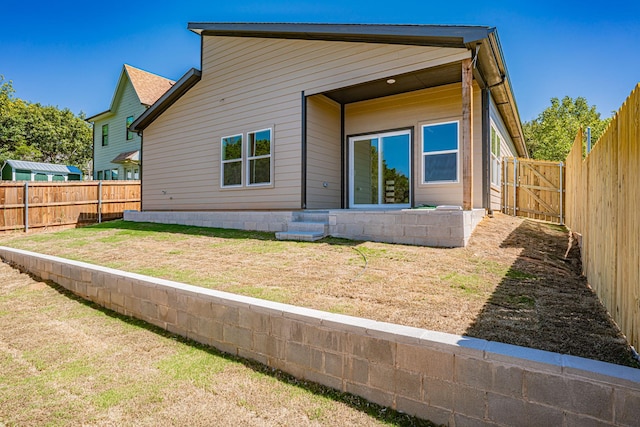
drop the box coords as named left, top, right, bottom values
left=97, top=171, right=103, bottom=180
left=247, top=128, right=272, bottom=186
left=124, top=168, right=139, bottom=180
left=422, top=121, right=459, bottom=183
left=104, top=170, right=111, bottom=180
left=221, top=134, right=243, bottom=187
left=111, top=169, right=119, bottom=180
left=126, top=116, right=134, bottom=140
left=102, top=124, right=109, bottom=146
left=490, top=124, right=502, bottom=187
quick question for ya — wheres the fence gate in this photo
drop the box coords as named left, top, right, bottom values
left=502, top=157, right=565, bottom=224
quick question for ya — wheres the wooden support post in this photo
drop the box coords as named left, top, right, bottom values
left=559, top=162, right=564, bottom=225
left=98, top=181, right=102, bottom=223
left=513, top=158, right=517, bottom=216
left=462, top=58, right=474, bottom=210
left=24, top=181, right=29, bottom=233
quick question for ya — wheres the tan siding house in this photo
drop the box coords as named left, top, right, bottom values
left=130, top=23, right=528, bottom=246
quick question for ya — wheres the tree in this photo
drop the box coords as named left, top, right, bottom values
left=523, top=96, right=610, bottom=161
left=0, top=76, right=92, bottom=173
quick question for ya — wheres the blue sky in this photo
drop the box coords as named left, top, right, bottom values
left=2, top=1, right=639, bottom=122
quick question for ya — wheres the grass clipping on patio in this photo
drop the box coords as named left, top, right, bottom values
left=1, top=213, right=637, bottom=368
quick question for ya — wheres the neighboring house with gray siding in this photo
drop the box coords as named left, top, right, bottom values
left=88, top=64, right=174, bottom=181
left=129, top=23, right=528, bottom=246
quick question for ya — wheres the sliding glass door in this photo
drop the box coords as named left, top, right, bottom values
left=349, top=130, right=411, bottom=208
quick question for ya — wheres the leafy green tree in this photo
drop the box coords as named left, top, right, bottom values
left=0, top=78, right=25, bottom=162
left=0, top=76, right=92, bottom=173
left=523, top=96, right=610, bottom=161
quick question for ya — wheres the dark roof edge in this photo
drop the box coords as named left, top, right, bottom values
left=130, top=68, right=202, bottom=132
left=86, top=108, right=112, bottom=122
left=187, top=22, right=493, bottom=48
left=485, top=31, right=527, bottom=157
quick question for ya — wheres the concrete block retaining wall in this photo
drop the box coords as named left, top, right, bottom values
left=124, top=208, right=486, bottom=247
left=1, top=246, right=639, bottom=426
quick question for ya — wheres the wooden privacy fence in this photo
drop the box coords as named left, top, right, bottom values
left=0, top=181, right=140, bottom=233
left=565, top=83, right=640, bottom=351
left=502, top=157, right=565, bottom=224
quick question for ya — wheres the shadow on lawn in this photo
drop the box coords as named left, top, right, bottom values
left=465, top=220, right=639, bottom=368
left=33, top=276, right=435, bottom=427
left=88, top=219, right=360, bottom=246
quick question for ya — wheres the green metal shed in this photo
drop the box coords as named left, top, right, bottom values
left=0, top=160, right=83, bottom=182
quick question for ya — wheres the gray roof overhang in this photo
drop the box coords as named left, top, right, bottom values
left=323, top=61, right=464, bottom=105
left=478, top=31, right=527, bottom=157
left=188, top=22, right=492, bottom=48
left=134, top=23, right=526, bottom=157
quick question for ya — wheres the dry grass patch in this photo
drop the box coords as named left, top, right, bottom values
left=0, top=214, right=637, bottom=368
left=0, top=221, right=503, bottom=333
left=0, top=262, right=434, bottom=426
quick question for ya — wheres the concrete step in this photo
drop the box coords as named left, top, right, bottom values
left=275, top=231, right=325, bottom=242
left=282, top=211, right=330, bottom=241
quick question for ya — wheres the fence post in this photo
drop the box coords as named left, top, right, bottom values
left=502, top=159, right=506, bottom=214
left=98, top=181, right=102, bottom=224
left=24, top=181, right=29, bottom=233
left=513, top=158, right=518, bottom=217
left=559, top=162, right=564, bottom=225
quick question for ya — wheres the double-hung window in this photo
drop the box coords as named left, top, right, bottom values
left=490, top=124, right=502, bottom=187
left=422, top=121, right=459, bottom=183
left=101, top=124, right=109, bottom=146
left=126, top=116, right=134, bottom=140
left=221, top=128, right=273, bottom=188
left=221, top=134, right=243, bottom=187
left=247, top=128, right=272, bottom=186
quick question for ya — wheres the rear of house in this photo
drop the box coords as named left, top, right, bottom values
left=130, top=23, right=527, bottom=246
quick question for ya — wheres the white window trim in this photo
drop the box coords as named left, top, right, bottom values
left=348, top=129, right=412, bottom=209
left=421, top=120, right=460, bottom=185
left=220, top=134, right=243, bottom=188
left=246, top=128, right=273, bottom=187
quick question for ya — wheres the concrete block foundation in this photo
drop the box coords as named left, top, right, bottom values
left=125, top=208, right=486, bottom=247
